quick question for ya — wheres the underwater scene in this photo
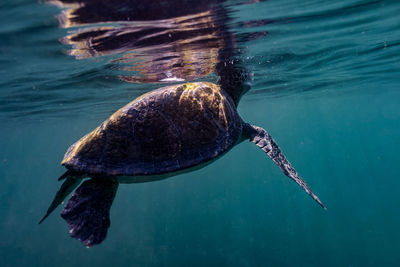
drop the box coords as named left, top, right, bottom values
left=1, top=0, right=400, bottom=266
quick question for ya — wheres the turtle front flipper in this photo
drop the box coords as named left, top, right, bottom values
left=243, top=123, right=326, bottom=210
left=61, top=176, right=118, bottom=247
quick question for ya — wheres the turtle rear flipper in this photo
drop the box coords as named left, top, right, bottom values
left=243, top=123, right=326, bottom=210
left=39, top=171, right=82, bottom=224
left=61, top=176, right=119, bottom=247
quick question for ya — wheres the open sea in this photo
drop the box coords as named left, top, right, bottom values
left=1, top=0, right=400, bottom=266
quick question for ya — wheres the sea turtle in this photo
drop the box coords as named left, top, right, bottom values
left=40, top=81, right=325, bottom=247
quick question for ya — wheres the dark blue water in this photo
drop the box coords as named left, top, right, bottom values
left=1, top=0, right=400, bottom=266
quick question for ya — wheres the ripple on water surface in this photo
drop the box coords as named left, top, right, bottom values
left=0, top=0, right=399, bottom=120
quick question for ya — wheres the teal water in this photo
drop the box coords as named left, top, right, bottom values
left=1, top=0, right=400, bottom=266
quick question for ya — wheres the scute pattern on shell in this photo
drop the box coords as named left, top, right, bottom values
left=62, top=82, right=242, bottom=176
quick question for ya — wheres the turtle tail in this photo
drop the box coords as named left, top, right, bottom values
left=39, top=170, right=82, bottom=224
left=242, top=123, right=326, bottom=210
left=61, top=176, right=119, bottom=247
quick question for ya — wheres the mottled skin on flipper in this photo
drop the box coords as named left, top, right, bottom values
left=242, top=123, right=326, bottom=210
left=61, top=176, right=118, bottom=247
left=62, top=82, right=242, bottom=177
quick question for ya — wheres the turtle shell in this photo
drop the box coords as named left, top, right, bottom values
left=62, top=82, right=243, bottom=176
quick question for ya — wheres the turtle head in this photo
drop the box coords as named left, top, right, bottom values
left=217, top=62, right=253, bottom=106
